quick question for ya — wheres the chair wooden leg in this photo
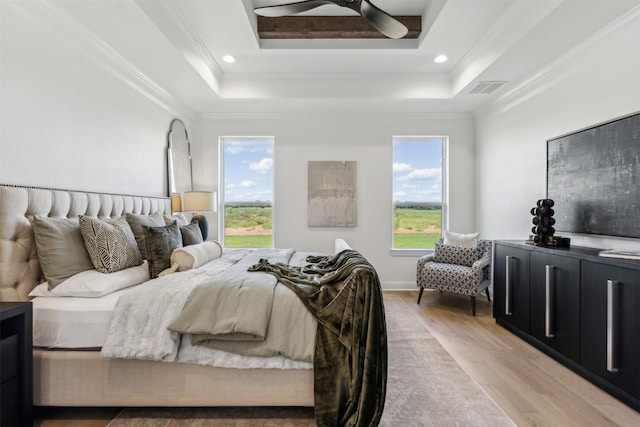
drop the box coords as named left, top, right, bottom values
left=417, top=287, right=424, bottom=304
left=485, top=288, right=491, bottom=302
left=471, top=296, right=476, bottom=316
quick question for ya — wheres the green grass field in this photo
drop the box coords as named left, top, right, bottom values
left=394, top=232, right=441, bottom=248
left=224, top=235, right=272, bottom=248
left=394, top=208, right=441, bottom=231
left=224, top=206, right=272, bottom=248
left=223, top=206, right=441, bottom=248
left=225, top=206, right=272, bottom=229
left=393, top=208, right=442, bottom=248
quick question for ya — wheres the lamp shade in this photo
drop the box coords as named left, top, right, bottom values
left=183, top=191, right=216, bottom=213
left=171, top=193, right=183, bottom=213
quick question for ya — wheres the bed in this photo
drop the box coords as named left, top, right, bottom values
left=0, top=184, right=386, bottom=426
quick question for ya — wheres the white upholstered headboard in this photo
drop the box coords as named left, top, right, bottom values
left=0, top=184, right=171, bottom=301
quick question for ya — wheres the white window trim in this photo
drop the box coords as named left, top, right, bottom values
left=390, top=136, right=449, bottom=256
left=218, top=136, right=275, bottom=248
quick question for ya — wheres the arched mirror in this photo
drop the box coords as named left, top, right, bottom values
left=167, top=118, right=193, bottom=201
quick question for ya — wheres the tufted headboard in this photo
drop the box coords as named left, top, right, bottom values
left=0, top=184, right=171, bottom=301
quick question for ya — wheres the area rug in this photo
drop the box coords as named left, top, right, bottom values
left=108, top=294, right=514, bottom=427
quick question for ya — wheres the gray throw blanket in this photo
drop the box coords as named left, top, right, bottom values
left=248, top=249, right=387, bottom=427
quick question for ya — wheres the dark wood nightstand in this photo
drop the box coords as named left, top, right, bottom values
left=1, top=302, right=33, bottom=427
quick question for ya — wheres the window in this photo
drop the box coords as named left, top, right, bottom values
left=219, top=137, right=274, bottom=248
left=392, top=136, right=447, bottom=250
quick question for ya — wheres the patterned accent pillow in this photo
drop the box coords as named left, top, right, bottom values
left=142, top=221, right=183, bottom=278
left=180, top=221, right=204, bottom=246
left=434, top=241, right=478, bottom=267
left=79, top=216, right=143, bottom=274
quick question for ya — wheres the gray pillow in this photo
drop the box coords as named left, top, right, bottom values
left=180, top=221, right=204, bottom=246
left=32, top=216, right=94, bottom=289
left=164, top=213, right=189, bottom=227
left=125, top=212, right=167, bottom=259
left=434, top=241, right=478, bottom=267
left=142, top=221, right=183, bottom=278
left=79, top=215, right=143, bottom=273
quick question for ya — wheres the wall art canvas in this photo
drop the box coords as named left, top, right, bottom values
left=308, top=161, right=357, bottom=227
left=547, top=112, right=640, bottom=238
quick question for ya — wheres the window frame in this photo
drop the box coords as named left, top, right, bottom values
left=218, top=136, right=275, bottom=248
left=390, top=135, right=449, bottom=257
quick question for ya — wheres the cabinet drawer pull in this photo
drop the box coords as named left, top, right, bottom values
left=545, top=265, right=554, bottom=338
left=607, top=279, right=618, bottom=373
left=505, top=256, right=512, bottom=316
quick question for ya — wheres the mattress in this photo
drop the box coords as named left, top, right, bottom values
left=32, top=282, right=314, bottom=369
left=32, top=287, right=132, bottom=349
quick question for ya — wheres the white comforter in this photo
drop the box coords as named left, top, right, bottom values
left=101, top=249, right=316, bottom=370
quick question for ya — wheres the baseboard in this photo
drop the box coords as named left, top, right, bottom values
left=381, top=281, right=417, bottom=291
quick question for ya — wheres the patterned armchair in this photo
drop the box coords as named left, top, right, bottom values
left=416, top=238, right=493, bottom=316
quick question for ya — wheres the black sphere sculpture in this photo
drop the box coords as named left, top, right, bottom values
left=531, top=199, right=555, bottom=246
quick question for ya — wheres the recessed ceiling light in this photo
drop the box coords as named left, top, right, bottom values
left=222, top=55, right=236, bottom=64
left=434, top=55, right=448, bottom=64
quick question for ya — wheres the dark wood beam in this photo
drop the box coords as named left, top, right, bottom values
left=257, top=16, right=421, bottom=39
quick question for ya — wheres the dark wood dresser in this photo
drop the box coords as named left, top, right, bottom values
left=493, top=241, right=640, bottom=411
left=1, top=302, right=33, bottom=427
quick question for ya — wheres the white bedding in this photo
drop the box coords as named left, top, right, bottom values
left=101, top=248, right=316, bottom=370
left=32, top=287, right=131, bottom=348
left=33, top=248, right=317, bottom=370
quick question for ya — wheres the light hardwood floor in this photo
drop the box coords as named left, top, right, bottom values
left=34, top=290, right=640, bottom=426
left=396, top=290, right=640, bottom=427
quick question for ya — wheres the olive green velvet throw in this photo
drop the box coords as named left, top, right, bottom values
left=248, top=250, right=388, bottom=427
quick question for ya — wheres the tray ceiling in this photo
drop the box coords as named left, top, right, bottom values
left=16, top=0, right=640, bottom=115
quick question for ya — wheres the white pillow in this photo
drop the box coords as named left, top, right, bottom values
left=335, top=238, right=353, bottom=254
left=28, top=261, right=150, bottom=298
left=170, top=241, right=223, bottom=272
left=443, top=231, right=479, bottom=247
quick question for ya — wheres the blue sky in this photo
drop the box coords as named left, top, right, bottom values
left=223, top=138, right=273, bottom=202
left=222, top=137, right=442, bottom=203
left=393, top=138, right=443, bottom=202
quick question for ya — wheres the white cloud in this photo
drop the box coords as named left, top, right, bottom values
left=393, top=162, right=412, bottom=172
left=239, top=180, right=256, bottom=188
left=225, top=141, right=248, bottom=155
left=225, top=140, right=272, bottom=155
left=249, top=158, right=273, bottom=174
left=399, top=168, right=441, bottom=181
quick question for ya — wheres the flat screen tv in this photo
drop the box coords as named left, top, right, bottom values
left=547, top=112, right=640, bottom=239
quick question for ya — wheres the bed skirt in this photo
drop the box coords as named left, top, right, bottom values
left=33, top=349, right=314, bottom=407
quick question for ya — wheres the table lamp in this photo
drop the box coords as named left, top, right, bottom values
left=183, top=191, right=216, bottom=240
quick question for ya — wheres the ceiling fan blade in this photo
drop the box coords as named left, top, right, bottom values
left=254, top=0, right=335, bottom=17
left=360, top=0, right=408, bottom=39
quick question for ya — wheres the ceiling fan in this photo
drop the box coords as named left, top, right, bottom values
left=254, top=0, right=409, bottom=39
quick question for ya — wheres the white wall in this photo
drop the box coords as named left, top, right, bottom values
left=475, top=11, right=640, bottom=251
left=0, top=2, right=180, bottom=197
left=1, top=2, right=477, bottom=287
left=193, top=112, right=476, bottom=287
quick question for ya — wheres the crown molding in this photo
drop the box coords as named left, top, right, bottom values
left=135, top=0, right=224, bottom=95
left=476, top=4, right=640, bottom=119
left=450, top=0, right=561, bottom=96
left=4, top=0, right=195, bottom=119
left=219, top=72, right=453, bottom=100
left=222, top=71, right=451, bottom=82
left=197, top=111, right=473, bottom=123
